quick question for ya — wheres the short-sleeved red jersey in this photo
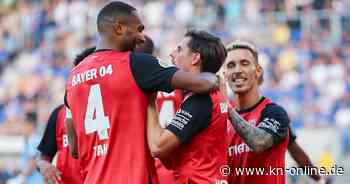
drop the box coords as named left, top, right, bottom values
left=66, top=51, right=157, bottom=184
left=55, top=106, right=83, bottom=184
left=227, top=98, right=289, bottom=184
left=154, top=90, right=183, bottom=184
left=170, top=91, right=228, bottom=184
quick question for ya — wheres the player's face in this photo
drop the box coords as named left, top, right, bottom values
left=223, top=49, right=262, bottom=94
left=170, top=37, right=195, bottom=72
left=122, top=12, right=145, bottom=51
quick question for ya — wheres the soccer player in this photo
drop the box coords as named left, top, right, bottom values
left=223, top=40, right=290, bottom=184
left=135, top=34, right=178, bottom=184
left=147, top=30, right=228, bottom=184
left=64, top=2, right=219, bottom=184
left=36, top=47, right=96, bottom=184
left=154, top=90, right=182, bottom=184
left=36, top=105, right=81, bottom=184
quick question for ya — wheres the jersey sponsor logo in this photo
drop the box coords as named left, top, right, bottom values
left=71, top=64, right=113, bottom=86
left=177, top=109, right=192, bottom=118
left=169, top=109, right=192, bottom=130
left=228, top=143, right=251, bottom=156
left=258, top=118, right=281, bottom=133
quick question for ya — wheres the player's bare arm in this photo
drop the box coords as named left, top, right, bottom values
left=228, top=107, right=273, bottom=152
left=147, top=94, right=181, bottom=162
left=171, top=71, right=219, bottom=94
left=36, top=155, right=62, bottom=184
left=130, top=53, right=220, bottom=95
left=65, top=115, right=78, bottom=159
left=288, top=141, right=321, bottom=182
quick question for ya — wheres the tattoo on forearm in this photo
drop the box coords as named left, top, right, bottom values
left=228, top=108, right=273, bottom=152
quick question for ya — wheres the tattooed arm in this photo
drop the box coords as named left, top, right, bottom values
left=228, top=108, right=273, bottom=152
left=228, top=103, right=290, bottom=153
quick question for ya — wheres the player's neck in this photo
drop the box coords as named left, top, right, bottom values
left=234, top=88, right=261, bottom=111
left=96, top=37, right=124, bottom=52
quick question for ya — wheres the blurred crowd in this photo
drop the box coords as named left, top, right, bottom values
left=0, top=0, right=349, bottom=183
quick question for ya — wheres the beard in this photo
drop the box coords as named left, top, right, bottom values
left=123, top=40, right=136, bottom=52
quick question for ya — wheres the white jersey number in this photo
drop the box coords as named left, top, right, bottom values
left=84, top=84, right=110, bottom=140
left=158, top=100, right=175, bottom=128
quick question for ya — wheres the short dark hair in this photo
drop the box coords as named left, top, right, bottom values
left=226, top=40, right=258, bottom=64
left=74, top=47, right=96, bottom=66
left=185, top=30, right=227, bottom=73
left=97, top=1, right=136, bottom=34
left=135, top=35, right=154, bottom=54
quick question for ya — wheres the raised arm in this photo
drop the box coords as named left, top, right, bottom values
left=171, top=71, right=219, bottom=94
left=130, top=53, right=219, bottom=94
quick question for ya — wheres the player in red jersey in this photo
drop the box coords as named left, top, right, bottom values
left=64, top=2, right=219, bottom=184
left=136, top=34, right=179, bottom=184
left=147, top=30, right=228, bottom=184
left=154, top=90, right=182, bottom=184
left=35, top=47, right=96, bottom=184
left=36, top=105, right=82, bottom=184
left=223, top=40, right=290, bottom=184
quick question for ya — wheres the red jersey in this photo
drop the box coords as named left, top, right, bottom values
left=227, top=97, right=289, bottom=184
left=66, top=51, right=178, bottom=184
left=168, top=91, right=228, bottom=184
left=38, top=105, right=83, bottom=184
left=156, top=90, right=183, bottom=128
left=55, top=106, right=83, bottom=184
left=154, top=90, right=183, bottom=184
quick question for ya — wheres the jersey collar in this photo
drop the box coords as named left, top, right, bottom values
left=237, top=96, right=265, bottom=114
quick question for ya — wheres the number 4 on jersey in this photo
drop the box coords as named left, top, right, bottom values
left=158, top=100, right=174, bottom=128
left=84, top=84, right=110, bottom=140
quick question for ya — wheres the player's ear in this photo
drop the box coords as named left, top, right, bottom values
left=256, top=64, right=263, bottom=82
left=191, top=52, right=201, bottom=66
left=113, top=21, right=124, bottom=35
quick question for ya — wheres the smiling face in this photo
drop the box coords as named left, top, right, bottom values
left=223, top=48, right=263, bottom=94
